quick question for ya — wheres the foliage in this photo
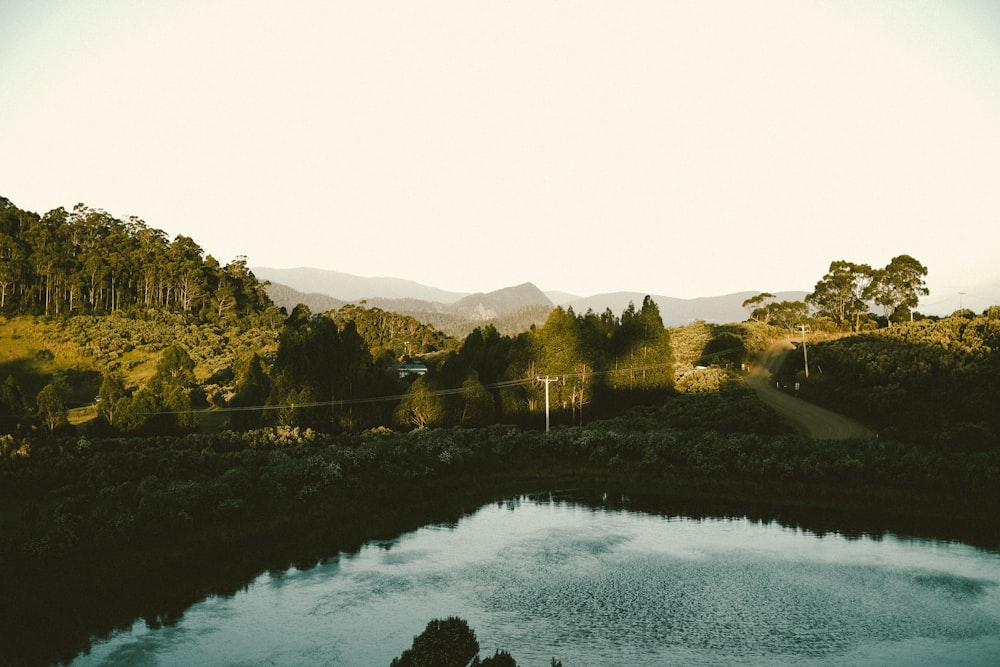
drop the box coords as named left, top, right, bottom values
left=35, top=383, right=68, bottom=432
left=698, top=331, right=746, bottom=369
left=404, top=298, right=676, bottom=429
left=1, top=383, right=997, bottom=664
left=742, top=292, right=776, bottom=323
left=866, top=254, right=930, bottom=325
left=390, top=617, right=528, bottom=666
left=331, top=303, right=454, bottom=360
left=0, top=375, right=28, bottom=434
left=0, top=197, right=271, bottom=320
left=775, top=309, right=1000, bottom=449
left=267, top=307, right=400, bottom=431
left=806, top=260, right=874, bottom=331
left=806, top=255, right=929, bottom=330
left=676, top=366, right=737, bottom=393
left=768, top=300, right=810, bottom=331
left=391, top=617, right=482, bottom=667
left=1, top=391, right=993, bottom=568
left=672, top=321, right=781, bottom=394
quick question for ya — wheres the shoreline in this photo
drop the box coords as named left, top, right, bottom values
left=2, top=466, right=996, bottom=667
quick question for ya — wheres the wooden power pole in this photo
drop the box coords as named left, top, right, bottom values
left=797, top=324, right=809, bottom=379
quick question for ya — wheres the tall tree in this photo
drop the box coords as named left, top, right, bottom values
left=167, top=235, right=206, bottom=312
left=145, top=345, right=199, bottom=432
left=0, top=375, right=28, bottom=434
left=807, top=261, right=874, bottom=330
left=769, top=300, right=810, bottom=331
left=742, top=292, right=776, bottom=324
left=393, top=376, right=445, bottom=429
left=459, top=371, right=495, bottom=426
left=865, top=254, right=929, bottom=325
left=229, top=352, right=270, bottom=431
left=97, top=373, right=127, bottom=426
left=36, top=383, right=69, bottom=433
left=610, top=297, right=673, bottom=391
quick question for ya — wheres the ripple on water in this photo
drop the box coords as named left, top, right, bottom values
left=70, top=503, right=1000, bottom=667
left=473, top=540, right=1000, bottom=663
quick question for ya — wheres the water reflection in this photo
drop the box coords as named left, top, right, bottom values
left=73, top=493, right=1000, bottom=666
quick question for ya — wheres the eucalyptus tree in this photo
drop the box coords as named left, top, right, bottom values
left=97, top=373, right=128, bottom=427
left=36, top=384, right=69, bottom=433
left=769, top=300, right=810, bottom=331
left=70, top=207, right=116, bottom=311
left=393, top=375, right=445, bottom=429
left=167, top=235, right=207, bottom=312
left=23, top=208, right=66, bottom=315
left=865, top=254, right=929, bottom=325
left=103, top=217, right=138, bottom=312
left=807, top=261, right=874, bottom=331
left=0, top=230, right=27, bottom=309
left=0, top=197, right=273, bottom=320
left=133, top=219, right=170, bottom=307
left=742, top=292, right=776, bottom=324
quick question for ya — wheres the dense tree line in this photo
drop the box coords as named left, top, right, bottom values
left=0, top=197, right=271, bottom=320
left=393, top=297, right=674, bottom=430
left=224, top=297, right=675, bottom=434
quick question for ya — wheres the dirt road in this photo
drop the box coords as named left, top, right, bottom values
left=748, top=341, right=874, bottom=440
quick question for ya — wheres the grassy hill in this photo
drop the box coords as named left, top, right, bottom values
left=0, top=314, right=280, bottom=426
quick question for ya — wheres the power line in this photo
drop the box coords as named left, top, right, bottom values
left=150, top=357, right=687, bottom=417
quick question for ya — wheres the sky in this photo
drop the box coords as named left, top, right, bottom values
left=1, top=1, right=999, bottom=312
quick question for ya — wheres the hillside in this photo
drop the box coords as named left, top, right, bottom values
left=264, top=282, right=346, bottom=315
left=265, top=281, right=554, bottom=337
left=252, top=267, right=467, bottom=303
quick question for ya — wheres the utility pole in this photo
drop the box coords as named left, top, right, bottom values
left=797, top=324, right=809, bottom=379
left=537, top=376, right=559, bottom=432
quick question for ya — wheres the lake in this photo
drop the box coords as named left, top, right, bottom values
left=71, top=493, right=1000, bottom=666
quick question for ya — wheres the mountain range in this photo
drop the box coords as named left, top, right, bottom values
left=253, top=266, right=807, bottom=334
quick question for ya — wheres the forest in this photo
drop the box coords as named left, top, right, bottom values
left=1, top=196, right=998, bottom=666
left=0, top=197, right=271, bottom=320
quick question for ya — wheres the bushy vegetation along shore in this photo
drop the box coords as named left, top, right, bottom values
left=2, top=385, right=997, bottom=665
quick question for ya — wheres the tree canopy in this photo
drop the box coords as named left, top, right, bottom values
left=799, top=255, right=930, bottom=330
left=0, top=197, right=271, bottom=321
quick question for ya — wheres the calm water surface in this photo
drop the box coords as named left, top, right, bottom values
left=73, top=495, right=1000, bottom=666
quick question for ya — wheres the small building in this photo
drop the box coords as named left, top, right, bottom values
left=397, top=363, right=428, bottom=379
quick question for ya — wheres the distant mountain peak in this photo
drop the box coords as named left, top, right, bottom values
left=450, top=282, right=552, bottom=321
left=252, top=266, right=467, bottom=303
left=258, top=266, right=808, bottom=329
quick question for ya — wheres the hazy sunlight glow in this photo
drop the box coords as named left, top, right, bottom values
left=1, top=0, right=998, bottom=309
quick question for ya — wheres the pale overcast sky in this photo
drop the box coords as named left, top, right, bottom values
left=1, top=1, right=998, bottom=311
